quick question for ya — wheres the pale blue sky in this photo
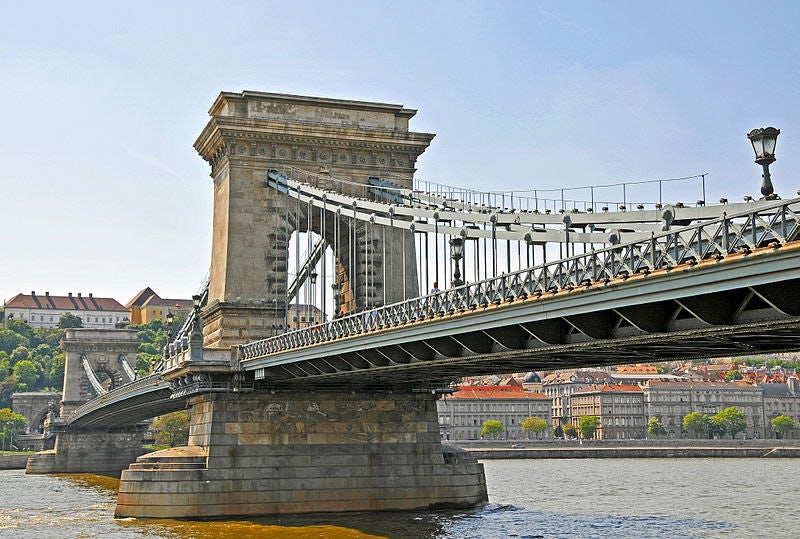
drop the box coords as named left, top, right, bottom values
left=2, top=1, right=799, bottom=305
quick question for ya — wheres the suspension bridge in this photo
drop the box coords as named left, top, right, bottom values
left=27, top=91, right=800, bottom=519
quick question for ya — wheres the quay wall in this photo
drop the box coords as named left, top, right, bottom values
left=449, top=439, right=800, bottom=459
left=0, top=454, right=31, bottom=469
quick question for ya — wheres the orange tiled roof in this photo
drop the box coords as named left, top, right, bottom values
left=616, top=365, right=658, bottom=374
left=6, top=292, right=126, bottom=312
left=450, top=385, right=549, bottom=400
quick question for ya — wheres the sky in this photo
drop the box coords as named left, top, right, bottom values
left=2, top=1, right=799, bottom=305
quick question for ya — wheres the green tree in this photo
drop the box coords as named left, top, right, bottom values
left=9, top=346, right=30, bottom=366
left=725, top=369, right=743, bottom=381
left=57, top=312, right=83, bottom=329
left=713, top=407, right=747, bottom=439
left=578, top=415, right=600, bottom=440
left=0, top=408, right=27, bottom=451
left=563, top=423, right=578, bottom=439
left=12, top=360, right=40, bottom=391
left=151, top=411, right=189, bottom=447
left=480, top=419, right=503, bottom=439
left=0, top=377, right=16, bottom=409
left=521, top=416, right=548, bottom=439
left=6, top=319, right=34, bottom=342
left=0, top=352, right=9, bottom=379
left=128, top=320, right=170, bottom=376
left=648, top=416, right=668, bottom=438
left=46, top=353, right=65, bottom=390
left=552, top=424, right=564, bottom=439
left=683, top=412, right=710, bottom=439
left=771, top=415, right=795, bottom=438
left=0, top=329, right=27, bottom=355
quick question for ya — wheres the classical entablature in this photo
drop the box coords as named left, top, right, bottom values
left=194, top=91, right=435, bottom=186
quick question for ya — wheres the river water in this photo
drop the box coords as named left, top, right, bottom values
left=1, top=458, right=797, bottom=538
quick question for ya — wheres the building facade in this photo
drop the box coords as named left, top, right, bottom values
left=643, top=380, right=765, bottom=438
left=541, top=369, right=615, bottom=428
left=761, top=378, right=800, bottom=438
left=437, top=385, right=551, bottom=441
left=126, top=287, right=193, bottom=325
left=4, top=291, right=128, bottom=329
left=571, top=384, right=646, bottom=440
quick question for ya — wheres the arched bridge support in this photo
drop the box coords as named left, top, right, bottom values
left=115, top=387, right=487, bottom=518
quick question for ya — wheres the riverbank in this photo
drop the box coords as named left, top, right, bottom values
left=448, top=439, right=800, bottom=459
left=0, top=453, right=32, bottom=469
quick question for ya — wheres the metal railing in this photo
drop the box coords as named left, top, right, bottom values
left=241, top=196, right=800, bottom=361
left=69, top=373, right=166, bottom=419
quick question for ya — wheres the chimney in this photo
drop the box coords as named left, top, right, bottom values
left=45, top=291, right=50, bottom=296
left=78, top=293, right=81, bottom=297
left=89, top=293, right=93, bottom=298
left=31, top=290, right=35, bottom=296
left=68, top=292, right=72, bottom=297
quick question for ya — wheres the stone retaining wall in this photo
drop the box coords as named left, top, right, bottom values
left=0, top=454, right=31, bottom=469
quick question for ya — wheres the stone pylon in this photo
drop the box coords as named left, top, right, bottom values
left=194, top=91, right=434, bottom=348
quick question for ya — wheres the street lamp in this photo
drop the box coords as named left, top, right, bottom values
left=309, top=271, right=318, bottom=327
left=449, top=237, right=464, bottom=287
left=747, top=127, right=780, bottom=196
left=331, top=279, right=342, bottom=317
left=166, top=311, right=174, bottom=342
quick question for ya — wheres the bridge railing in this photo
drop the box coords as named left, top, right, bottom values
left=69, top=373, right=165, bottom=419
left=241, top=196, right=800, bottom=360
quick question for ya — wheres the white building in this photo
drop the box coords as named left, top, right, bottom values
left=4, top=291, right=128, bottom=329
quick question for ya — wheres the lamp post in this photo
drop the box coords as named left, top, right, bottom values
left=309, top=271, right=318, bottom=326
left=747, top=127, right=780, bottom=196
left=449, top=237, right=464, bottom=288
left=331, top=279, right=342, bottom=317
left=166, top=311, right=174, bottom=344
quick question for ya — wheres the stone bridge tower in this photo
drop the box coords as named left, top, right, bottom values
left=194, top=91, right=435, bottom=348
left=60, top=329, right=139, bottom=417
left=26, top=328, right=144, bottom=477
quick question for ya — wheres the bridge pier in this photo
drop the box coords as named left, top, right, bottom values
left=26, top=421, right=146, bottom=477
left=115, top=389, right=487, bottom=518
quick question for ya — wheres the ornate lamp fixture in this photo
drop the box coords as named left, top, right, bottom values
left=747, top=127, right=780, bottom=196
left=449, top=237, right=464, bottom=287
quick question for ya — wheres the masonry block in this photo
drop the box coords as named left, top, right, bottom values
left=116, top=389, right=487, bottom=518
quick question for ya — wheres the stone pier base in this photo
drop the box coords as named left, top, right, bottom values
left=26, top=427, right=146, bottom=477
left=115, top=390, right=487, bottom=518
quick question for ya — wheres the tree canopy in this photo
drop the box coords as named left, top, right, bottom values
left=647, top=416, right=668, bottom=438
left=683, top=412, right=711, bottom=438
left=521, top=416, right=548, bottom=439
left=578, top=415, right=599, bottom=440
left=771, top=415, right=795, bottom=438
left=151, top=411, right=189, bottom=447
left=57, top=313, right=83, bottom=329
left=725, top=369, right=743, bottom=381
left=0, top=407, right=27, bottom=450
left=480, top=419, right=503, bottom=439
left=713, top=407, right=747, bottom=439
